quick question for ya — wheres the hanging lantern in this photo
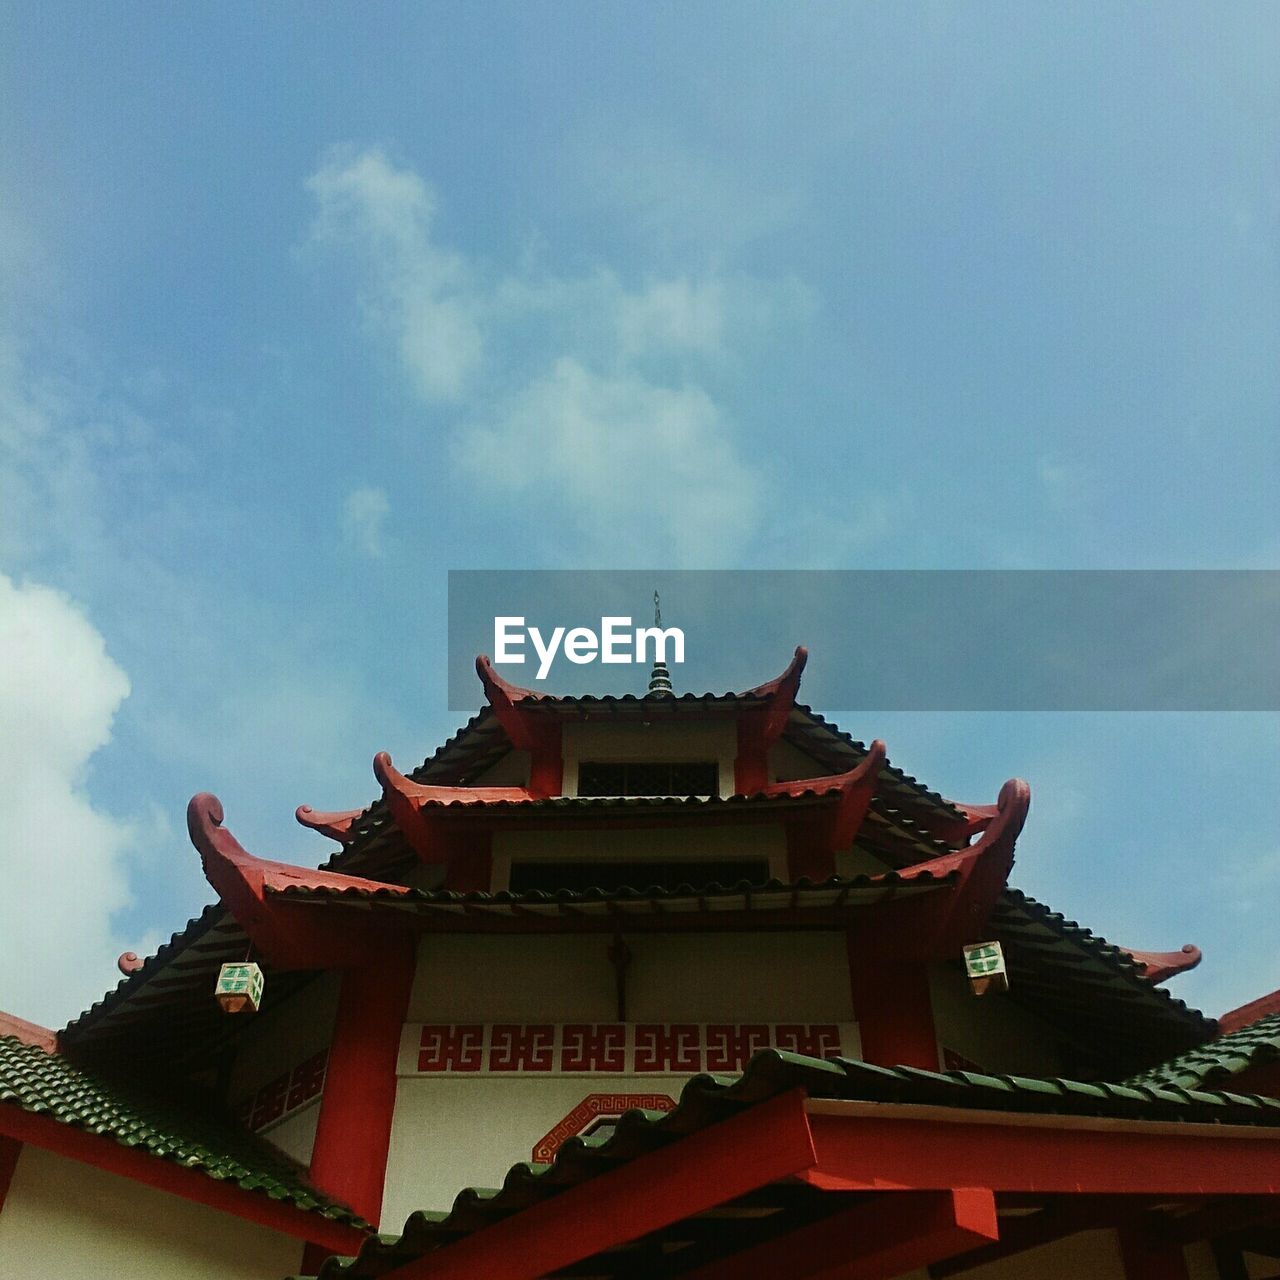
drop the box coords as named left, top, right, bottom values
left=215, top=961, right=264, bottom=1014
left=962, top=941, right=1008, bottom=996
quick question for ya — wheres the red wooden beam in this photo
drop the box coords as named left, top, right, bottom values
left=0, top=1104, right=366, bottom=1253
left=803, top=1105, right=1280, bottom=1196
left=846, top=936, right=939, bottom=1070
left=308, top=934, right=417, bottom=1228
left=383, top=1088, right=818, bottom=1280
left=679, top=1188, right=998, bottom=1280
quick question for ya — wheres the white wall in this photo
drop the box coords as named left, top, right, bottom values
left=407, top=931, right=852, bottom=1024
left=0, top=1145, right=301, bottom=1280
left=385, top=931, right=857, bottom=1226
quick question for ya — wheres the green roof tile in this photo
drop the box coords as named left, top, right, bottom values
left=1126, top=1012, right=1280, bottom=1089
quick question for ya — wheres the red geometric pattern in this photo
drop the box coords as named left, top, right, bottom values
left=705, top=1024, right=771, bottom=1072
left=489, top=1024, right=555, bottom=1072
left=417, top=1024, right=485, bottom=1073
left=238, top=1048, right=329, bottom=1133
left=399, top=1022, right=855, bottom=1075
left=634, top=1024, right=702, bottom=1073
left=774, top=1024, right=843, bottom=1059
left=531, top=1093, right=676, bottom=1162
left=561, top=1024, right=627, bottom=1072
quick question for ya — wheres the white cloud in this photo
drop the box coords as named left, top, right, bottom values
left=304, top=148, right=792, bottom=565
left=341, top=484, right=390, bottom=557
left=307, top=148, right=482, bottom=401
left=615, top=278, right=726, bottom=359
left=458, top=358, right=761, bottom=566
left=0, top=573, right=136, bottom=1026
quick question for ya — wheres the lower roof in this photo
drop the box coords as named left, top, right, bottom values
left=295, top=1046, right=1280, bottom=1279
left=0, top=1031, right=363, bottom=1228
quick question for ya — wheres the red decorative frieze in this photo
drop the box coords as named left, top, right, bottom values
left=705, top=1024, right=771, bottom=1072
left=286, top=1050, right=328, bottom=1109
left=532, top=1093, right=677, bottom=1162
left=398, top=1022, right=859, bottom=1076
left=561, top=1024, right=627, bottom=1072
left=774, top=1024, right=843, bottom=1059
left=489, top=1024, right=555, bottom=1072
left=634, top=1024, right=702, bottom=1073
left=250, top=1077, right=289, bottom=1130
left=417, top=1024, right=485, bottom=1073
left=235, top=1048, right=329, bottom=1134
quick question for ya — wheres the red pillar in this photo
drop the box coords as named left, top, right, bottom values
left=847, top=936, right=939, bottom=1070
left=308, top=936, right=417, bottom=1229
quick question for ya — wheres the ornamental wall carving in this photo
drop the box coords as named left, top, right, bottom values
left=396, top=1022, right=859, bottom=1076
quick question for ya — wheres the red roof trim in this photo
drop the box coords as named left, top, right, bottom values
left=0, top=1012, right=56, bottom=1054
left=744, top=645, right=808, bottom=742
left=1119, top=944, right=1203, bottom=985
left=296, top=805, right=366, bottom=842
left=187, top=793, right=410, bottom=968
left=1219, top=989, right=1280, bottom=1035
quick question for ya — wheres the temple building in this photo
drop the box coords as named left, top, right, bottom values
left=2, top=647, right=1280, bottom=1279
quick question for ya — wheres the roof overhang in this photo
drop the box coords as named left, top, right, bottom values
left=303, top=1074, right=1280, bottom=1280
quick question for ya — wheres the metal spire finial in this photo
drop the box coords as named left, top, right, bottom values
left=647, top=589, right=673, bottom=698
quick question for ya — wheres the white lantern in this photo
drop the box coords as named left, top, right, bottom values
left=215, top=961, right=264, bottom=1014
left=962, top=941, right=1008, bottom=996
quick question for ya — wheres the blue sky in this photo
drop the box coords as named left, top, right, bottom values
left=1, top=4, right=1277, bottom=1027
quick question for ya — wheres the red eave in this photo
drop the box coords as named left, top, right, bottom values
left=187, top=792, right=412, bottom=969
left=1118, top=944, right=1203, bottom=985
left=1220, top=989, right=1280, bottom=1035
left=0, top=1012, right=56, bottom=1054
left=296, top=804, right=366, bottom=842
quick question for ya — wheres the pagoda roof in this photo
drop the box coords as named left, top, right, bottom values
left=297, top=1046, right=1280, bottom=1280
left=0, top=1029, right=366, bottom=1236
left=990, top=890, right=1214, bottom=1074
left=263, top=865, right=952, bottom=926
left=304, top=713, right=963, bottom=879
left=60, top=881, right=1213, bottom=1078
